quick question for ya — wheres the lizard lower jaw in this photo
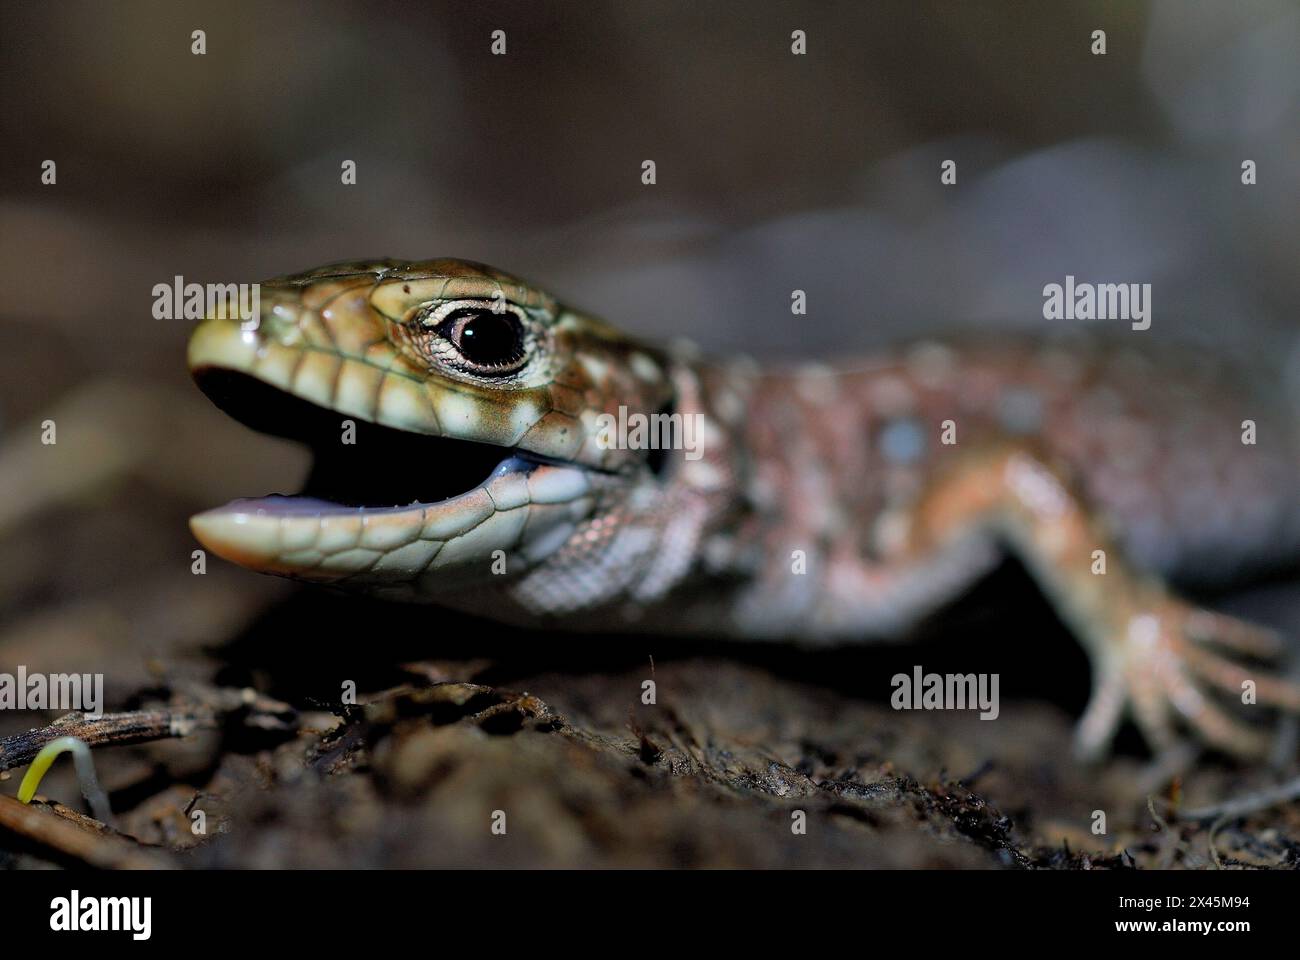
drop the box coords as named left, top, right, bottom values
left=189, top=452, right=595, bottom=585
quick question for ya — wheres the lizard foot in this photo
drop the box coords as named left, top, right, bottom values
left=1072, top=591, right=1300, bottom=762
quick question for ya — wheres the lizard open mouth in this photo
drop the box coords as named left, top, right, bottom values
left=193, top=368, right=546, bottom=513
left=188, top=364, right=602, bottom=588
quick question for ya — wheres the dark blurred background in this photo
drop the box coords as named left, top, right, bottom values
left=4, top=0, right=1298, bottom=363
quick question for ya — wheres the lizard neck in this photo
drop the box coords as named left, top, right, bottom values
left=457, top=353, right=756, bottom=629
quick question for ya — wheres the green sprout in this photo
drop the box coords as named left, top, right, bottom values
left=17, top=736, right=113, bottom=824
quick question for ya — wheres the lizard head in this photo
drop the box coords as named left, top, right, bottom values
left=187, top=258, right=679, bottom=601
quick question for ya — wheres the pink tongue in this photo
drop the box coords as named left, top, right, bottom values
left=211, top=495, right=416, bottom=516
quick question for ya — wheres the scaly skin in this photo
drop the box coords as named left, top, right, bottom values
left=189, top=258, right=1300, bottom=761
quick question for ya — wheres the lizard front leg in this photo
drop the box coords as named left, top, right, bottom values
left=901, top=444, right=1300, bottom=761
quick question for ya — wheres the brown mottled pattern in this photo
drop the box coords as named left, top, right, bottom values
left=728, top=334, right=1300, bottom=599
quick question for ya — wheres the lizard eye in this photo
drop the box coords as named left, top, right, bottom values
left=417, top=300, right=530, bottom=376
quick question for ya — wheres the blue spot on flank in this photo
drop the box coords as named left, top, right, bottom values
left=999, top=387, right=1043, bottom=434
left=879, top=418, right=925, bottom=464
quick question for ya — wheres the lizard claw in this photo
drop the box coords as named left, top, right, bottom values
left=1073, top=592, right=1300, bottom=762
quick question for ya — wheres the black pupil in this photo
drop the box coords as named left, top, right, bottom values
left=443, top=308, right=524, bottom=368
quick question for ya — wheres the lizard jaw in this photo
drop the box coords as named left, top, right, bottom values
left=189, top=456, right=596, bottom=589
left=189, top=369, right=601, bottom=591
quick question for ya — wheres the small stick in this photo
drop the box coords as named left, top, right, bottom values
left=0, top=709, right=215, bottom=773
left=0, top=795, right=169, bottom=869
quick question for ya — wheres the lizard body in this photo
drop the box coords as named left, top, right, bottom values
left=188, top=258, right=1300, bottom=760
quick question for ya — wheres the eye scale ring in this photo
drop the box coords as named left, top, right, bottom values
left=411, top=298, right=532, bottom=377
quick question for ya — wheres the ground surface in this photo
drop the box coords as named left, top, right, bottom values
left=4, top=547, right=1300, bottom=869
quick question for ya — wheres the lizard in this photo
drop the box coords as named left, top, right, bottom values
left=186, top=257, right=1300, bottom=763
